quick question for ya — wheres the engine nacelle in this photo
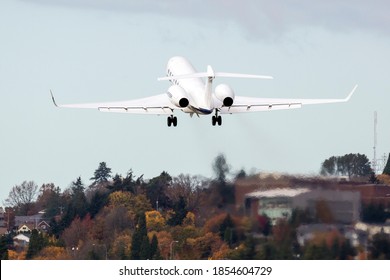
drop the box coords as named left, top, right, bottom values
left=167, top=85, right=189, bottom=108
left=215, top=84, right=235, bottom=107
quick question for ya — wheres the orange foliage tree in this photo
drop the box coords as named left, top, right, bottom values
left=33, top=246, right=70, bottom=260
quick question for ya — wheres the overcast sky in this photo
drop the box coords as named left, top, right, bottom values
left=1, top=0, right=389, bottom=204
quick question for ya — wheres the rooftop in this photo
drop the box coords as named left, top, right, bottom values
left=245, top=188, right=310, bottom=199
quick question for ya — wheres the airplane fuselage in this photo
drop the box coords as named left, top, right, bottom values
left=165, top=56, right=214, bottom=115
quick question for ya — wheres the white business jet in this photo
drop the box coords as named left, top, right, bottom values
left=51, top=56, right=357, bottom=127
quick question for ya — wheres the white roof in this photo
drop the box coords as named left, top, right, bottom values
left=246, top=188, right=310, bottom=198
left=13, top=234, right=30, bottom=242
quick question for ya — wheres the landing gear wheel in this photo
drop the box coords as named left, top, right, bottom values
left=212, top=111, right=222, bottom=126
left=167, top=115, right=177, bottom=127
left=217, top=115, right=222, bottom=126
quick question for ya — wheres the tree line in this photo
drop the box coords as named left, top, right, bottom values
left=1, top=153, right=390, bottom=260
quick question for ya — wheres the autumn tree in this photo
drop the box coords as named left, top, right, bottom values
left=33, top=246, right=70, bottom=260
left=108, top=191, right=152, bottom=217
left=186, top=232, right=224, bottom=259
left=37, top=183, right=62, bottom=219
left=102, top=206, right=133, bottom=241
left=111, top=233, right=132, bottom=260
left=167, top=174, right=207, bottom=212
left=271, top=219, right=296, bottom=259
left=5, top=181, right=38, bottom=215
left=61, top=215, right=93, bottom=257
left=145, top=210, right=166, bottom=232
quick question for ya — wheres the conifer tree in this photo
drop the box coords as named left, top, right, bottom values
left=150, top=234, right=162, bottom=260
left=130, top=212, right=147, bottom=260
left=26, top=230, right=47, bottom=259
left=90, top=162, right=112, bottom=186
left=383, top=153, right=390, bottom=175
left=0, top=235, right=9, bottom=260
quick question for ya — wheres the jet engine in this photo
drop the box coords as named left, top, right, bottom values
left=215, top=84, right=235, bottom=107
left=167, top=85, right=190, bottom=108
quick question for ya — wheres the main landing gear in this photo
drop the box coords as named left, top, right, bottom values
left=212, top=111, right=222, bottom=126
left=167, top=115, right=177, bottom=127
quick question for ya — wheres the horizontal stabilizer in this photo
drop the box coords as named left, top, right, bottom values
left=158, top=72, right=273, bottom=81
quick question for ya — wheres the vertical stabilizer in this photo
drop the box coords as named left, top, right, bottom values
left=204, top=65, right=214, bottom=109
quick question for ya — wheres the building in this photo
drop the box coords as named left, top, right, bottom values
left=294, top=189, right=361, bottom=224
left=296, top=224, right=360, bottom=247
left=245, top=188, right=361, bottom=225
left=14, top=211, right=45, bottom=228
left=245, top=188, right=310, bottom=225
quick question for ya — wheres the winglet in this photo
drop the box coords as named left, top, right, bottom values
left=50, top=90, right=59, bottom=107
left=344, top=84, right=358, bottom=101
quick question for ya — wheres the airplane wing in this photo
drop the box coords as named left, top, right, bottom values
left=219, top=85, right=357, bottom=114
left=51, top=92, right=179, bottom=115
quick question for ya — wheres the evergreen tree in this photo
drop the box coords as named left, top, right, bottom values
left=210, top=154, right=235, bottom=207
left=0, top=235, right=9, bottom=260
left=370, top=232, right=390, bottom=259
left=167, top=196, right=187, bottom=226
left=88, top=190, right=109, bottom=218
left=130, top=212, right=147, bottom=260
left=90, top=162, right=112, bottom=186
left=60, top=177, right=89, bottom=231
left=139, top=236, right=151, bottom=260
left=242, top=235, right=256, bottom=260
left=362, top=203, right=389, bottom=223
left=383, top=153, right=390, bottom=175
left=26, top=229, right=48, bottom=259
left=320, top=153, right=373, bottom=178
left=219, top=214, right=238, bottom=246
left=150, top=234, right=162, bottom=260
left=369, top=172, right=380, bottom=184
left=109, top=174, right=124, bottom=192
left=144, top=172, right=172, bottom=210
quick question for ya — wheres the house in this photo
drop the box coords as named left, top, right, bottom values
left=15, top=213, right=44, bottom=228
left=17, top=224, right=33, bottom=233
left=14, top=211, right=50, bottom=232
left=37, top=221, right=50, bottom=232
left=13, top=233, right=30, bottom=248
